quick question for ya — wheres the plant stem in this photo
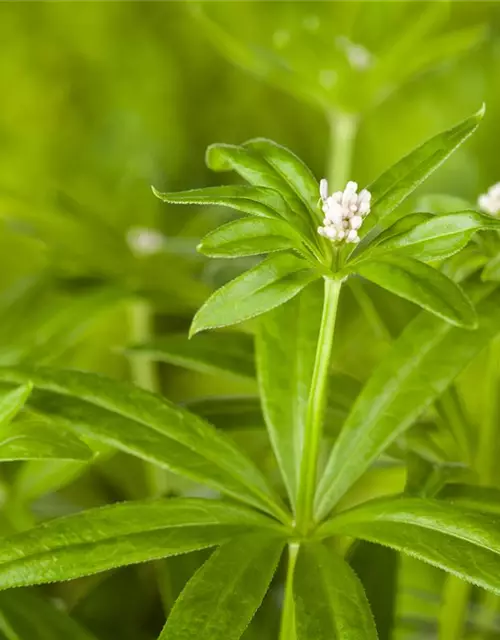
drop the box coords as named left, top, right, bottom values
left=439, top=576, right=471, bottom=640
left=296, top=278, right=342, bottom=531
left=280, top=543, right=300, bottom=640
left=327, top=110, right=358, bottom=190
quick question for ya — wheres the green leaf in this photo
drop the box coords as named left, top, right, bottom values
left=185, top=397, right=265, bottom=431
left=158, top=534, right=284, bottom=640
left=482, top=253, right=500, bottom=282
left=294, top=543, right=378, bottom=640
left=318, top=496, right=500, bottom=594
left=127, top=331, right=255, bottom=380
left=0, top=366, right=288, bottom=522
left=190, top=253, right=320, bottom=336
left=199, top=217, right=300, bottom=259
left=243, top=138, right=320, bottom=223
left=438, top=484, right=500, bottom=515
left=0, top=418, right=93, bottom=461
left=152, top=185, right=290, bottom=220
left=0, top=498, right=284, bottom=590
left=364, top=107, right=484, bottom=233
left=349, top=255, right=477, bottom=328
left=372, top=211, right=500, bottom=262
left=314, top=282, right=500, bottom=520
left=0, top=384, right=32, bottom=430
left=0, top=589, right=99, bottom=640
left=256, top=281, right=323, bottom=506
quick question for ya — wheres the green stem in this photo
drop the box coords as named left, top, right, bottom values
left=439, top=576, right=471, bottom=640
left=279, top=543, right=300, bottom=640
left=127, top=299, right=172, bottom=614
left=327, top=111, right=358, bottom=190
left=296, top=278, right=342, bottom=531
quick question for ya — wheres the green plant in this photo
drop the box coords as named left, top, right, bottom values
left=0, top=106, right=500, bottom=639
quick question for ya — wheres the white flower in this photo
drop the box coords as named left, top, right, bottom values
left=317, top=179, right=371, bottom=245
left=478, top=182, right=500, bottom=217
left=127, top=227, right=165, bottom=256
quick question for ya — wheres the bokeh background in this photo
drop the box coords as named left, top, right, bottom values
left=0, top=2, right=499, bottom=639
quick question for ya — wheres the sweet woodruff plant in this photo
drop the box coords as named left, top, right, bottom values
left=0, top=106, right=500, bottom=640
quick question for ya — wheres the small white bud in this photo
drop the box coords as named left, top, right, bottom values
left=320, top=178, right=329, bottom=201
left=347, top=229, right=360, bottom=243
left=478, top=182, right=500, bottom=217
left=350, top=215, right=363, bottom=230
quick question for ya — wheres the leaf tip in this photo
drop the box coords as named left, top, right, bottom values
left=476, top=103, right=486, bottom=120
left=151, top=185, right=163, bottom=200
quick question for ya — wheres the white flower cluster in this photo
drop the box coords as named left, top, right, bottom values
left=478, top=182, right=500, bottom=217
left=317, top=179, right=371, bottom=244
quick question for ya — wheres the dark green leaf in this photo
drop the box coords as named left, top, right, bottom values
left=199, top=217, right=300, bottom=258
left=349, top=255, right=477, bottom=328
left=315, top=283, right=500, bottom=520
left=438, top=484, right=500, bottom=515
left=0, top=589, right=99, bottom=640
left=256, top=282, right=323, bottom=506
left=127, top=332, right=255, bottom=380
left=190, top=253, right=320, bottom=336
left=0, top=367, right=288, bottom=522
left=364, top=107, right=484, bottom=233
left=318, top=496, right=500, bottom=594
left=294, top=543, right=378, bottom=640
left=0, top=498, right=284, bottom=589
left=158, top=534, right=284, bottom=640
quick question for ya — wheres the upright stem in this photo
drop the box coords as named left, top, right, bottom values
left=439, top=577, right=471, bottom=640
left=279, top=543, right=300, bottom=640
left=327, top=110, right=358, bottom=190
left=296, top=278, right=342, bottom=532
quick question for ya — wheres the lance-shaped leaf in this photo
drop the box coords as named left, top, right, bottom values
left=256, top=282, right=323, bottom=506
left=0, top=383, right=32, bottom=430
left=438, top=484, right=500, bottom=515
left=152, top=185, right=289, bottom=220
left=127, top=331, right=255, bottom=381
left=483, top=253, right=500, bottom=282
left=0, top=498, right=284, bottom=590
left=318, top=496, right=500, bottom=594
left=363, top=106, right=484, bottom=234
left=0, top=589, right=99, bottom=640
left=0, top=418, right=92, bottom=462
left=349, top=255, right=476, bottom=328
left=158, top=534, right=284, bottom=640
left=315, top=282, right=500, bottom=520
left=371, top=211, right=500, bottom=263
left=0, top=367, right=288, bottom=522
left=198, top=217, right=301, bottom=258
left=243, top=138, right=321, bottom=223
left=190, top=253, right=320, bottom=336
left=294, top=543, right=378, bottom=640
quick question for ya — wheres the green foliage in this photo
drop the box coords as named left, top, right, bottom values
left=1, top=3, right=500, bottom=638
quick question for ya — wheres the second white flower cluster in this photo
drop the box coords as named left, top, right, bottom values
left=318, top=179, right=371, bottom=245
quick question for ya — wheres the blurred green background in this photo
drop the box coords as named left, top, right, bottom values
left=0, top=2, right=499, bottom=639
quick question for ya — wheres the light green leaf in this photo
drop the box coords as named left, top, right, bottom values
left=372, top=211, right=500, bottom=263
left=127, top=331, right=255, bottom=380
left=364, top=107, right=484, bottom=233
left=349, top=255, right=477, bottom=328
left=190, top=253, right=320, bottom=336
left=0, top=498, right=284, bottom=590
left=315, top=283, right=500, bottom=520
left=318, top=496, right=500, bottom=594
left=294, top=543, right=378, bottom=640
left=0, top=589, right=99, bottom=640
left=0, top=418, right=93, bottom=462
left=0, top=384, right=32, bottom=431
left=152, top=185, right=289, bottom=220
left=199, top=217, right=299, bottom=258
left=158, top=534, right=284, bottom=640
left=256, top=281, right=323, bottom=506
left=0, top=367, right=288, bottom=522
left=482, top=253, right=500, bottom=282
